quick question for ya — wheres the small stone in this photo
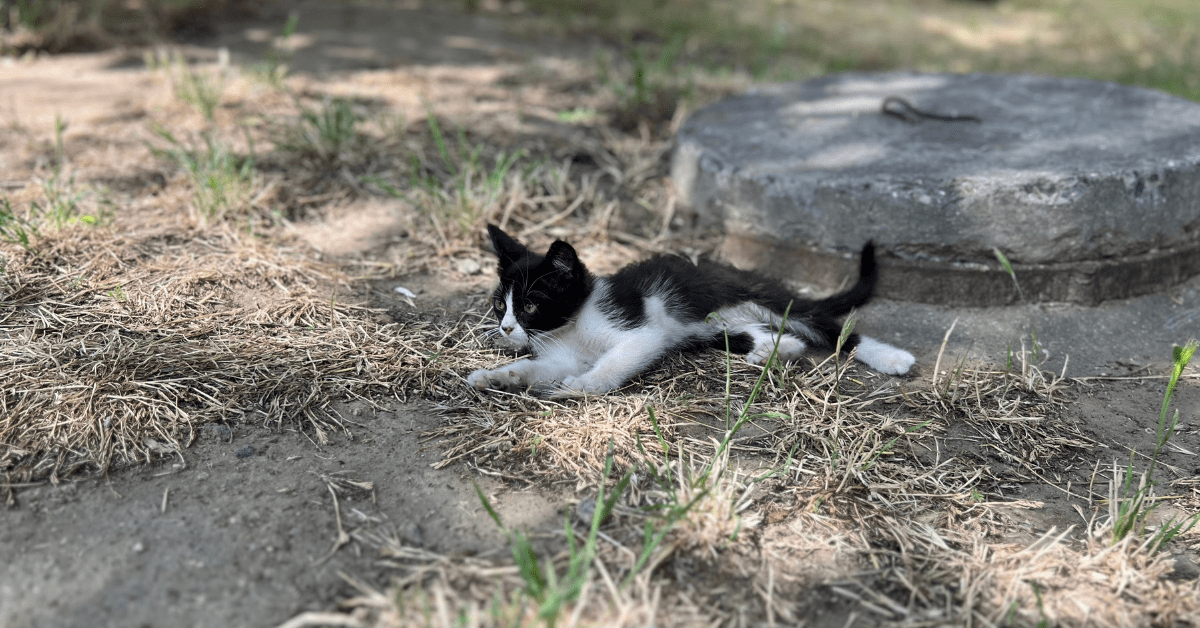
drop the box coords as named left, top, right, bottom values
left=399, top=522, right=424, bottom=547
left=132, top=541, right=144, bottom=553
left=235, top=446, right=256, bottom=459
left=574, top=498, right=596, bottom=524
left=203, top=423, right=233, bottom=441
left=1169, top=554, right=1200, bottom=580
left=456, top=258, right=482, bottom=275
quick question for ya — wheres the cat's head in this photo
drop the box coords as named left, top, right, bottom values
left=484, top=224, right=592, bottom=351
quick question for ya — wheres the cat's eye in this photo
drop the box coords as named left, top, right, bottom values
left=493, top=298, right=506, bottom=312
left=524, top=302, right=538, bottom=314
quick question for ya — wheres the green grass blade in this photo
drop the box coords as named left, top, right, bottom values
left=473, top=481, right=506, bottom=530
left=993, top=247, right=1024, bottom=301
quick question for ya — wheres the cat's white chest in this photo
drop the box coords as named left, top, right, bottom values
left=539, top=304, right=625, bottom=360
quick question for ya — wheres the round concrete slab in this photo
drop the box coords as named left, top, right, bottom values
left=671, top=72, right=1200, bottom=305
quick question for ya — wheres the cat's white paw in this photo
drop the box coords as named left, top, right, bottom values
left=855, top=337, right=915, bottom=375
left=746, top=336, right=805, bottom=366
left=467, top=368, right=493, bottom=390
left=467, top=368, right=528, bottom=392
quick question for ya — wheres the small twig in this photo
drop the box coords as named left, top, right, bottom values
left=932, top=317, right=959, bottom=393
left=273, top=612, right=362, bottom=628
left=316, top=484, right=351, bottom=565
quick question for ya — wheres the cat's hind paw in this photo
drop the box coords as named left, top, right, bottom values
left=746, top=335, right=806, bottom=366
left=854, top=337, right=916, bottom=375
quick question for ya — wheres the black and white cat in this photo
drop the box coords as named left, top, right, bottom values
left=467, top=225, right=915, bottom=398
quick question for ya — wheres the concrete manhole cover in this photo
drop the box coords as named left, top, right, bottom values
left=671, top=72, right=1200, bottom=306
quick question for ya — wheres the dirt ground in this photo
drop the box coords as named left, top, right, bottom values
left=1, top=2, right=1199, bottom=627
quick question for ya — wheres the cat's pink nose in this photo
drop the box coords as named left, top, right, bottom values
left=502, top=324, right=514, bottom=335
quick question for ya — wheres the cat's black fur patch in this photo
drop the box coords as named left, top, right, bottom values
left=487, top=224, right=594, bottom=335
left=595, top=246, right=876, bottom=352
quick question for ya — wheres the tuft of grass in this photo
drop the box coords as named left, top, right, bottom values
left=0, top=198, right=35, bottom=248
left=598, top=36, right=694, bottom=134
left=631, top=407, right=719, bottom=571
left=150, top=127, right=258, bottom=223
left=275, top=97, right=360, bottom=166
left=474, top=445, right=632, bottom=627
left=35, top=173, right=87, bottom=229
left=999, top=327, right=1055, bottom=394
left=147, top=49, right=226, bottom=123
left=1108, top=339, right=1200, bottom=551
left=251, top=12, right=299, bottom=89
left=0, top=175, right=101, bottom=249
left=53, top=114, right=67, bottom=173
left=634, top=305, right=800, bottom=564
left=369, top=111, right=530, bottom=242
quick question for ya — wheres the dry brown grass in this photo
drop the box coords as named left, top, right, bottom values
left=340, top=345, right=1199, bottom=627
left=0, top=224, right=399, bottom=482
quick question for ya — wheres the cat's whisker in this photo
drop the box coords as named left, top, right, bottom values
left=528, top=333, right=560, bottom=357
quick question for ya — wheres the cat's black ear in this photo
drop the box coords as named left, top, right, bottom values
left=545, top=240, right=580, bottom=279
left=487, top=224, right=527, bottom=269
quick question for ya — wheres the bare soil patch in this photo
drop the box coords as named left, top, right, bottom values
left=2, top=401, right=570, bottom=628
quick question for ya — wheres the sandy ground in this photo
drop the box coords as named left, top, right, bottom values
left=1, top=2, right=1198, bottom=627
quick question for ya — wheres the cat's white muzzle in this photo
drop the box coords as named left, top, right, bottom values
left=495, top=324, right=531, bottom=349
left=493, top=289, right=531, bottom=350
left=496, top=300, right=531, bottom=349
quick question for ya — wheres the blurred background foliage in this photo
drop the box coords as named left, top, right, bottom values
left=516, top=0, right=1200, bottom=100
left=2, top=0, right=1197, bottom=101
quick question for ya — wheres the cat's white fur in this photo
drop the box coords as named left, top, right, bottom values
left=468, top=280, right=915, bottom=398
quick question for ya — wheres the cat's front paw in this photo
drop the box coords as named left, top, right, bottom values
left=467, top=368, right=527, bottom=393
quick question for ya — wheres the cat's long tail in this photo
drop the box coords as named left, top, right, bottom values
left=811, top=241, right=877, bottom=317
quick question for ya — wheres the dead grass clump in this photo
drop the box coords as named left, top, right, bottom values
left=980, top=529, right=1199, bottom=626
left=332, top=521, right=750, bottom=628
left=0, top=224, right=433, bottom=483
left=900, top=522, right=1200, bottom=627
left=670, top=465, right=761, bottom=564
